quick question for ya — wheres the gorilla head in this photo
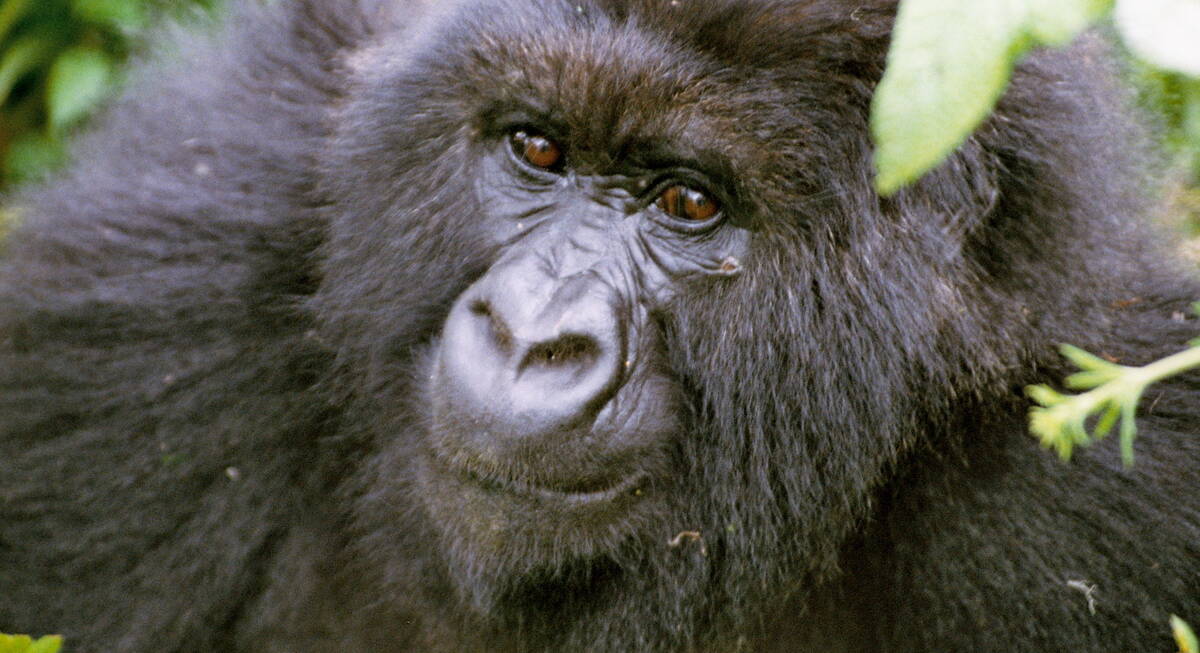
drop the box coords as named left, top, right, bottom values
left=2, top=0, right=1198, bottom=652
left=319, top=0, right=911, bottom=628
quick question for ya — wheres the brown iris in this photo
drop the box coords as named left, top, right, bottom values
left=656, top=185, right=719, bottom=222
left=511, top=130, right=562, bottom=170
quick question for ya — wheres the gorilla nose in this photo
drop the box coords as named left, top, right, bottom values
left=437, top=273, right=624, bottom=437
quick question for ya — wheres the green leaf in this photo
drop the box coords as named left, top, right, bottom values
left=1064, top=369, right=1119, bottom=390
left=872, top=0, right=1113, bottom=195
left=1183, top=81, right=1200, bottom=147
left=0, top=634, right=33, bottom=653
left=1092, top=402, right=1121, bottom=439
left=0, top=32, right=59, bottom=105
left=871, top=0, right=1024, bottom=195
left=4, top=132, right=67, bottom=184
left=46, top=47, right=114, bottom=132
left=1029, top=0, right=1113, bottom=45
left=1118, top=394, right=1140, bottom=466
left=1114, top=0, right=1200, bottom=76
left=0, top=634, right=62, bottom=653
left=1174, top=615, right=1199, bottom=653
left=1025, top=384, right=1064, bottom=407
left=0, top=0, right=35, bottom=45
left=24, top=636, right=63, bottom=653
left=1059, top=343, right=1120, bottom=371
left=73, top=0, right=147, bottom=32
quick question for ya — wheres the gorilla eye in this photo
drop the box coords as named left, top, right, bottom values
left=657, top=185, right=719, bottom=222
left=510, top=130, right=562, bottom=170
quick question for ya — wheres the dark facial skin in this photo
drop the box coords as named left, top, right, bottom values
left=424, top=118, right=750, bottom=558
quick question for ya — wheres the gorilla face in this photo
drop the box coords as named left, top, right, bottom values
left=350, top=2, right=759, bottom=604
left=316, top=0, right=918, bottom=624
left=424, top=122, right=748, bottom=530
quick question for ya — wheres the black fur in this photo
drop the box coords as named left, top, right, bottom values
left=2, top=1, right=1198, bottom=651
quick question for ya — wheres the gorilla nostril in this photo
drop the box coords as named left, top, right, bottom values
left=470, top=299, right=513, bottom=352
left=520, top=334, right=601, bottom=372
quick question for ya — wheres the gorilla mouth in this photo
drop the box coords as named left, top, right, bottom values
left=459, top=466, right=650, bottom=505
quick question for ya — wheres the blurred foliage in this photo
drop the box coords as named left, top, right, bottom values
left=0, top=0, right=222, bottom=188
left=1123, top=16, right=1200, bottom=176
left=1128, top=60, right=1200, bottom=228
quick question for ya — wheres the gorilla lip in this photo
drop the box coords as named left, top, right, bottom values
left=451, top=460, right=650, bottom=506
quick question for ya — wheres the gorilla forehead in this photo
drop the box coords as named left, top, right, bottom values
left=386, top=0, right=880, bottom=180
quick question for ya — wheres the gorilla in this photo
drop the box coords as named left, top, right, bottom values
left=1, top=0, right=1198, bottom=651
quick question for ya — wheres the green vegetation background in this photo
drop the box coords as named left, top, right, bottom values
left=1133, top=54, right=1200, bottom=231
left=0, top=0, right=221, bottom=188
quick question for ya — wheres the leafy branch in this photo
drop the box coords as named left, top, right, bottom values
left=1027, top=342, right=1200, bottom=465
